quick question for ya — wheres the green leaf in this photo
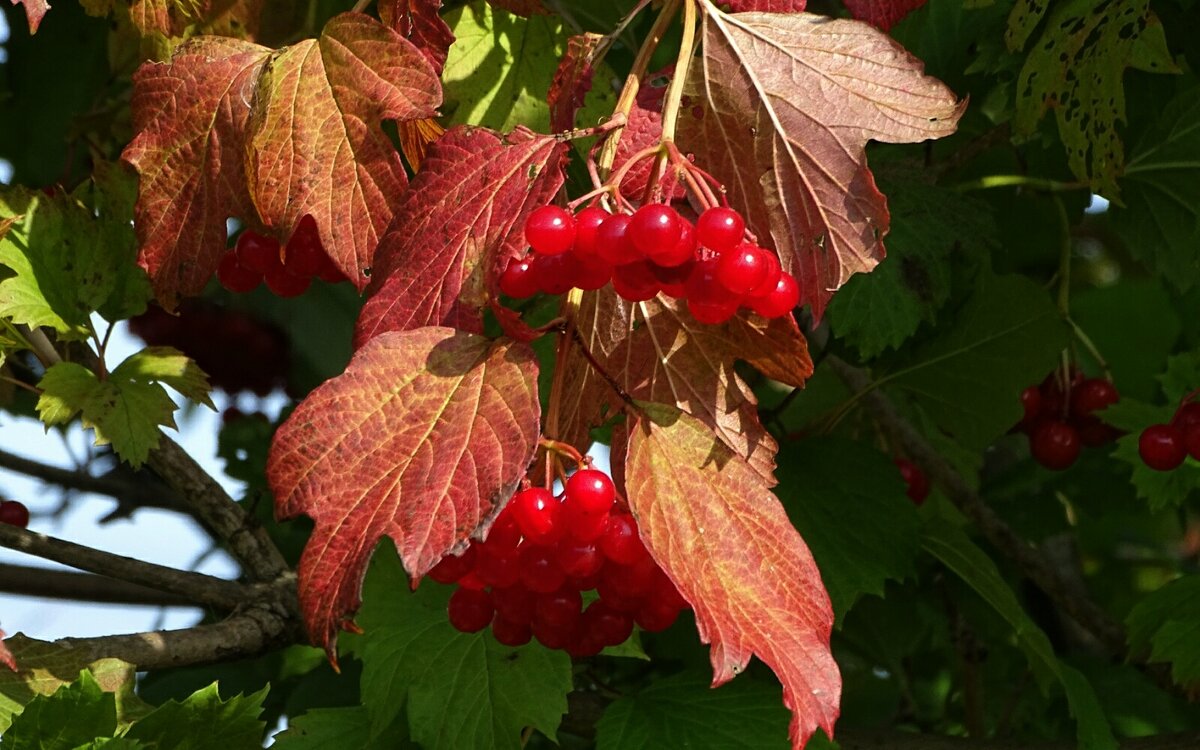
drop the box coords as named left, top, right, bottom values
left=0, top=636, right=137, bottom=734
left=775, top=438, right=920, bottom=623
left=272, top=706, right=413, bottom=750
left=1111, top=85, right=1200, bottom=290
left=883, top=272, right=1070, bottom=450
left=921, top=520, right=1117, bottom=750
left=827, top=176, right=994, bottom=358
left=1127, top=576, right=1200, bottom=685
left=441, top=2, right=568, bottom=133
left=110, top=347, right=214, bottom=409
left=5, top=670, right=118, bottom=750
left=595, top=671, right=789, bottom=750
left=74, top=739, right=149, bottom=750
left=355, top=544, right=572, bottom=750
left=121, top=683, right=267, bottom=750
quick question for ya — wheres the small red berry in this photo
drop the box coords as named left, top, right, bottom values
left=485, top=510, right=523, bottom=549
left=599, top=513, right=649, bottom=566
left=492, top=584, right=535, bottom=624
left=646, top=217, right=696, bottom=267
left=715, top=244, right=769, bottom=295
left=525, top=206, right=575, bottom=256
left=695, top=206, right=745, bottom=252
left=748, top=272, right=800, bottom=319
left=571, top=253, right=613, bottom=292
left=448, top=587, right=494, bottom=633
left=235, top=230, right=282, bottom=274
left=685, top=258, right=740, bottom=306
left=628, top=204, right=683, bottom=258
left=509, top=488, right=562, bottom=545
left=475, top=544, right=521, bottom=589
left=595, top=214, right=641, bottom=266
left=555, top=538, right=605, bottom=579
left=566, top=470, right=616, bottom=514
left=1019, top=386, right=1042, bottom=429
left=491, top=616, right=532, bottom=647
left=283, top=215, right=326, bottom=277
left=499, top=258, right=541, bottom=298
left=1030, top=420, right=1081, bottom=470
left=428, top=545, right=478, bottom=584
left=893, top=458, right=930, bottom=505
left=0, top=500, right=30, bottom=528
left=1071, top=378, right=1120, bottom=418
left=531, top=616, right=575, bottom=650
left=584, top=601, right=634, bottom=647
left=216, top=252, right=262, bottom=293
left=1184, top=425, right=1200, bottom=461
left=612, top=261, right=660, bottom=302
left=634, top=599, right=682, bottom=632
left=263, top=265, right=311, bottom=298
left=519, top=544, right=567, bottom=594
left=534, top=588, right=582, bottom=629
left=572, top=207, right=609, bottom=260
left=745, top=251, right=782, bottom=300
left=1172, top=402, right=1200, bottom=433
left=1139, top=424, right=1187, bottom=471
left=532, top=253, right=579, bottom=296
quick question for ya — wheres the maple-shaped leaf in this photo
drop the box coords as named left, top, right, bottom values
left=268, top=327, right=541, bottom=654
left=123, top=38, right=270, bottom=309
left=354, top=126, right=567, bottom=349
left=842, top=0, right=927, bottom=30
left=246, top=13, right=441, bottom=290
left=0, top=636, right=135, bottom=733
left=548, top=33, right=604, bottom=133
left=677, top=6, right=963, bottom=319
left=379, top=0, right=455, bottom=75
left=11, top=0, right=49, bottom=33
left=557, top=289, right=811, bottom=483
left=610, top=71, right=684, bottom=200
left=626, top=405, right=839, bottom=748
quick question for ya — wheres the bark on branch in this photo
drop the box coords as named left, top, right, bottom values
left=0, top=563, right=196, bottom=607
left=0, top=447, right=188, bottom=516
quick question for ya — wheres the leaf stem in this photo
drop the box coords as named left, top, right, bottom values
left=0, top=374, right=40, bottom=396
left=954, top=175, right=1089, bottom=193
left=658, top=0, right=697, bottom=146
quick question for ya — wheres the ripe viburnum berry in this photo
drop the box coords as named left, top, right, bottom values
left=499, top=258, right=541, bottom=299
left=263, top=265, right=311, bottom=298
left=573, top=206, right=609, bottom=260
left=235, top=230, right=281, bottom=274
left=695, top=206, right=745, bottom=252
left=748, top=272, right=800, bottom=319
left=715, top=244, right=770, bottom=295
left=448, top=587, right=494, bottom=633
left=595, top=213, right=640, bottom=266
left=0, top=500, right=30, bottom=528
left=629, top=204, right=683, bottom=257
left=217, top=251, right=261, bottom=293
left=611, top=261, right=660, bottom=302
left=525, top=206, right=575, bottom=255
left=893, top=458, right=930, bottom=504
left=284, top=215, right=326, bottom=277
left=647, top=218, right=696, bottom=267
left=509, top=488, right=562, bottom=545
left=1139, top=424, right=1187, bottom=471
left=1030, top=420, right=1081, bottom=470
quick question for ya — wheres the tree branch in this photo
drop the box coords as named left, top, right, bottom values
left=0, top=447, right=189, bottom=516
left=0, top=563, right=197, bottom=607
left=0, top=524, right=250, bottom=611
left=824, top=355, right=1129, bottom=655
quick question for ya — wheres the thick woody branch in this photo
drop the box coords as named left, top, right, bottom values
left=0, top=447, right=188, bottom=515
left=0, top=563, right=196, bottom=607
left=824, top=355, right=1129, bottom=654
left=0, top=524, right=250, bottom=611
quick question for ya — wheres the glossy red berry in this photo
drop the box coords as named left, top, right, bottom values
left=427, top=546, right=478, bottom=584
left=1030, top=420, right=1081, bottom=470
left=217, top=252, right=261, bottom=293
left=1172, top=402, right=1200, bottom=433
left=1071, top=378, right=1119, bottom=418
left=685, top=258, right=741, bottom=305
left=284, top=215, right=325, bottom=276
left=585, top=601, right=634, bottom=647
left=235, top=230, right=281, bottom=274
left=599, top=556, right=656, bottom=601
left=748, top=272, right=800, bottom=319
left=634, top=599, right=682, bottom=632
left=519, top=544, right=567, bottom=594
left=263, top=265, right=311, bottom=298
left=599, top=513, right=649, bottom=566
left=695, top=206, right=745, bottom=252
left=492, top=584, right=535, bottom=624
left=573, top=207, right=609, bottom=260
left=649, top=259, right=693, bottom=299
left=571, top=253, right=613, bottom=292
left=715, top=244, right=769, bottom=295
left=893, top=458, right=930, bottom=505
left=491, top=616, right=532, bottom=647
left=486, top=510, right=523, bottom=548
left=525, top=205, right=575, bottom=256
left=534, top=588, right=582, bottom=629
left=566, top=470, right=616, bottom=514
left=595, top=213, right=641, bottom=266
left=531, top=616, right=575, bottom=650
left=629, top=204, right=682, bottom=257
left=475, top=544, right=521, bottom=589
left=448, top=587, right=494, bottom=633
left=499, top=258, right=541, bottom=298
left=1139, top=424, right=1187, bottom=471
left=647, top=217, right=696, bottom=267
left=612, top=261, right=660, bottom=302
left=509, top=488, right=562, bottom=545
left=1185, top=425, right=1200, bottom=461
left=532, top=253, right=578, bottom=296
left=0, top=500, right=30, bottom=528
left=1019, top=386, right=1042, bottom=429
left=745, top=251, right=781, bottom=300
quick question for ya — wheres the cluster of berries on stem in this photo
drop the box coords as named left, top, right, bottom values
left=216, top=216, right=346, bottom=297
left=1138, top=397, right=1200, bottom=472
left=1017, top=367, right=1121, bottom=470
left=0, top=500, right=29, bottom=528
left=893, top=458, right=930, bottom=505
left=430, top=467, right=689, bottom=656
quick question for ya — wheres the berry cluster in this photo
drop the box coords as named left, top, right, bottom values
left=1138, top=399, right=1200, bottom=472
left=1017, top=369, right=1121, bottom=470
left=893, top=458, right=930, bottom=505
left=217, top=217, right=346, bottom=297
left=499, top=204, right=800, bottom=324
left=0, top=500, right=29, bottom=528
left=129, top=301, right=290, bottom=396
left=430, top=469, right=689, bottom=656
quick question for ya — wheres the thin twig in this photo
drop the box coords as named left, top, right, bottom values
left=569, top=326, right=639, bottom=411
left=0, top=563, right=197, bottom=607
left=0, top=447, right=188, bottom=515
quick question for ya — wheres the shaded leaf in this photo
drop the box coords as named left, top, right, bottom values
left=612, top=71, right=683, bottom=200
left=354, top=545, right=571, bottom=748
left=5, top=670, right=118, bottom=750
left=777, top=438, right=920, bottom=623
left=123, top=684, right=267, bottom=749
left=355, top=126, right=567, bottom=348
left=727, top=0, right=806, bottom=9
left=11, top=0, right=50, bottom=33
left=274, top=706, right=413, bottom=749
left=268, top=328, right=541, bottom=655
left=548, top=33, right=604, bottom=133
left=1127, top=576, right=1200, bottom=686
left=0, top=636, right=135, bottom=734
left=379, top=0, right=456, bottom=75
left=842, top=0, right=927, bottom=30
left=485, top=0, right=546, bottom=16
left=678, top=6, right=963, bottom=318
left=626, top=405, right=839, bottom=749
left=246, top=13, right=442, bottom=290
left=596, top=671, right=789, bottom=750
left=111, top=347, right=214, bottom=409
left=558, top=289, right=811, bottom=483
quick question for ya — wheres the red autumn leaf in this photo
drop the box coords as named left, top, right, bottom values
left=548, top=33, right=604, bottom=133
left=268, top=327, right=541, bottom=654
left=677, top=7, right=963, bottom=319
left=0, top=630, right=16, bottom=672
left=726, top=0, right=807, bottom=9
left=122, top=38, right=270, bottom=310
left=246, top=13, right=441, bottom=291
left=354, top=126, right=567, bottom=349
left=11, top=0, right=49, bottom=33
left=842, top=0, right=928, bottom=30
left=610, top=70, right=684, bottom=201
left=556, top=289, right=812, bottom=483
left=626, top=405, right=839, bottom=748
left=378, top=0, right=455, bottom=75
left=485, top=0, right=546, bottom=16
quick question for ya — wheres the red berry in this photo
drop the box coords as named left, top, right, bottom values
left=634, top=599, right=682, bottom=632
left=263, top=265, right=311, bottom=298
left=315, top=251, right=347, bottom=284
left=486, top=510, right=523, bottom=549
left=685, top=258, right=741, bottom=307
left=745, top=251, right=781, bottom=300
left=235, top=230, right=282, bottom=274
left=595, top=214, right=640, bottom=266
left=534, top=588, right=582, bottom=629
left=648, top=567, right=688, bottom=611
left=492, top=585, right=535, bottom=624
left=715, top=244, right=769, bottom=295
left=584, top=601, right=633, bottom=647
left=475, top=544, right=521, bottom=589
left=893, top=458, right=930, bottom=505
left=499, top=258, right=540, bottom=298
left=612, top=261, right=660, bottom=302
left=571, top=253, right=613, bottom=292
left=688, top=297, right=740, bottom=325
left=428, top=545, right=478, bottom=584
left=599, top=513, right=649, bottom=566
left=216, top=252, right=262, bottom=293
left=566, top=470, right=616, bottom=515
left=448, top=587, right=494, bottom=633
left=573, top=207, right=609, bottom=260
left=531, top=616, right=575, bottom=650
left=532, top=253, right=579, bottom=296
left=1185, top=425, right=1200, bottom=461
left=1172, top=401, right=1200, bottom=433
left=519, top=544, right=567, bottom=594
left=695, top=206, right=745, bottom=252
left=1030, top=420, right=1081, bottom=470
left=748, top=272, right=800, bottom=319
left=1019, top=386, right=1043, bottom=429
left=0, top=500, right=30, bottom=528
left=565, top=631, right=605, bottom=658
left=599, top=556, right=656, bottom=601
left=555, top=538, right=605, bottom=579
left=1139, top=424, right=1187, bottom=471
left=510, top=488, right=562, bottom=545
left=629, top=204, right=682, bottom=258
left=491, top=616, right=532, bottom=647
left=284, top=215, right=325, bottom=277
left=647, top=217, right=696, bottom=267
left=525, top=206, right=575, bottom=256
left=1071, top=378, right=1119, bottom=418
